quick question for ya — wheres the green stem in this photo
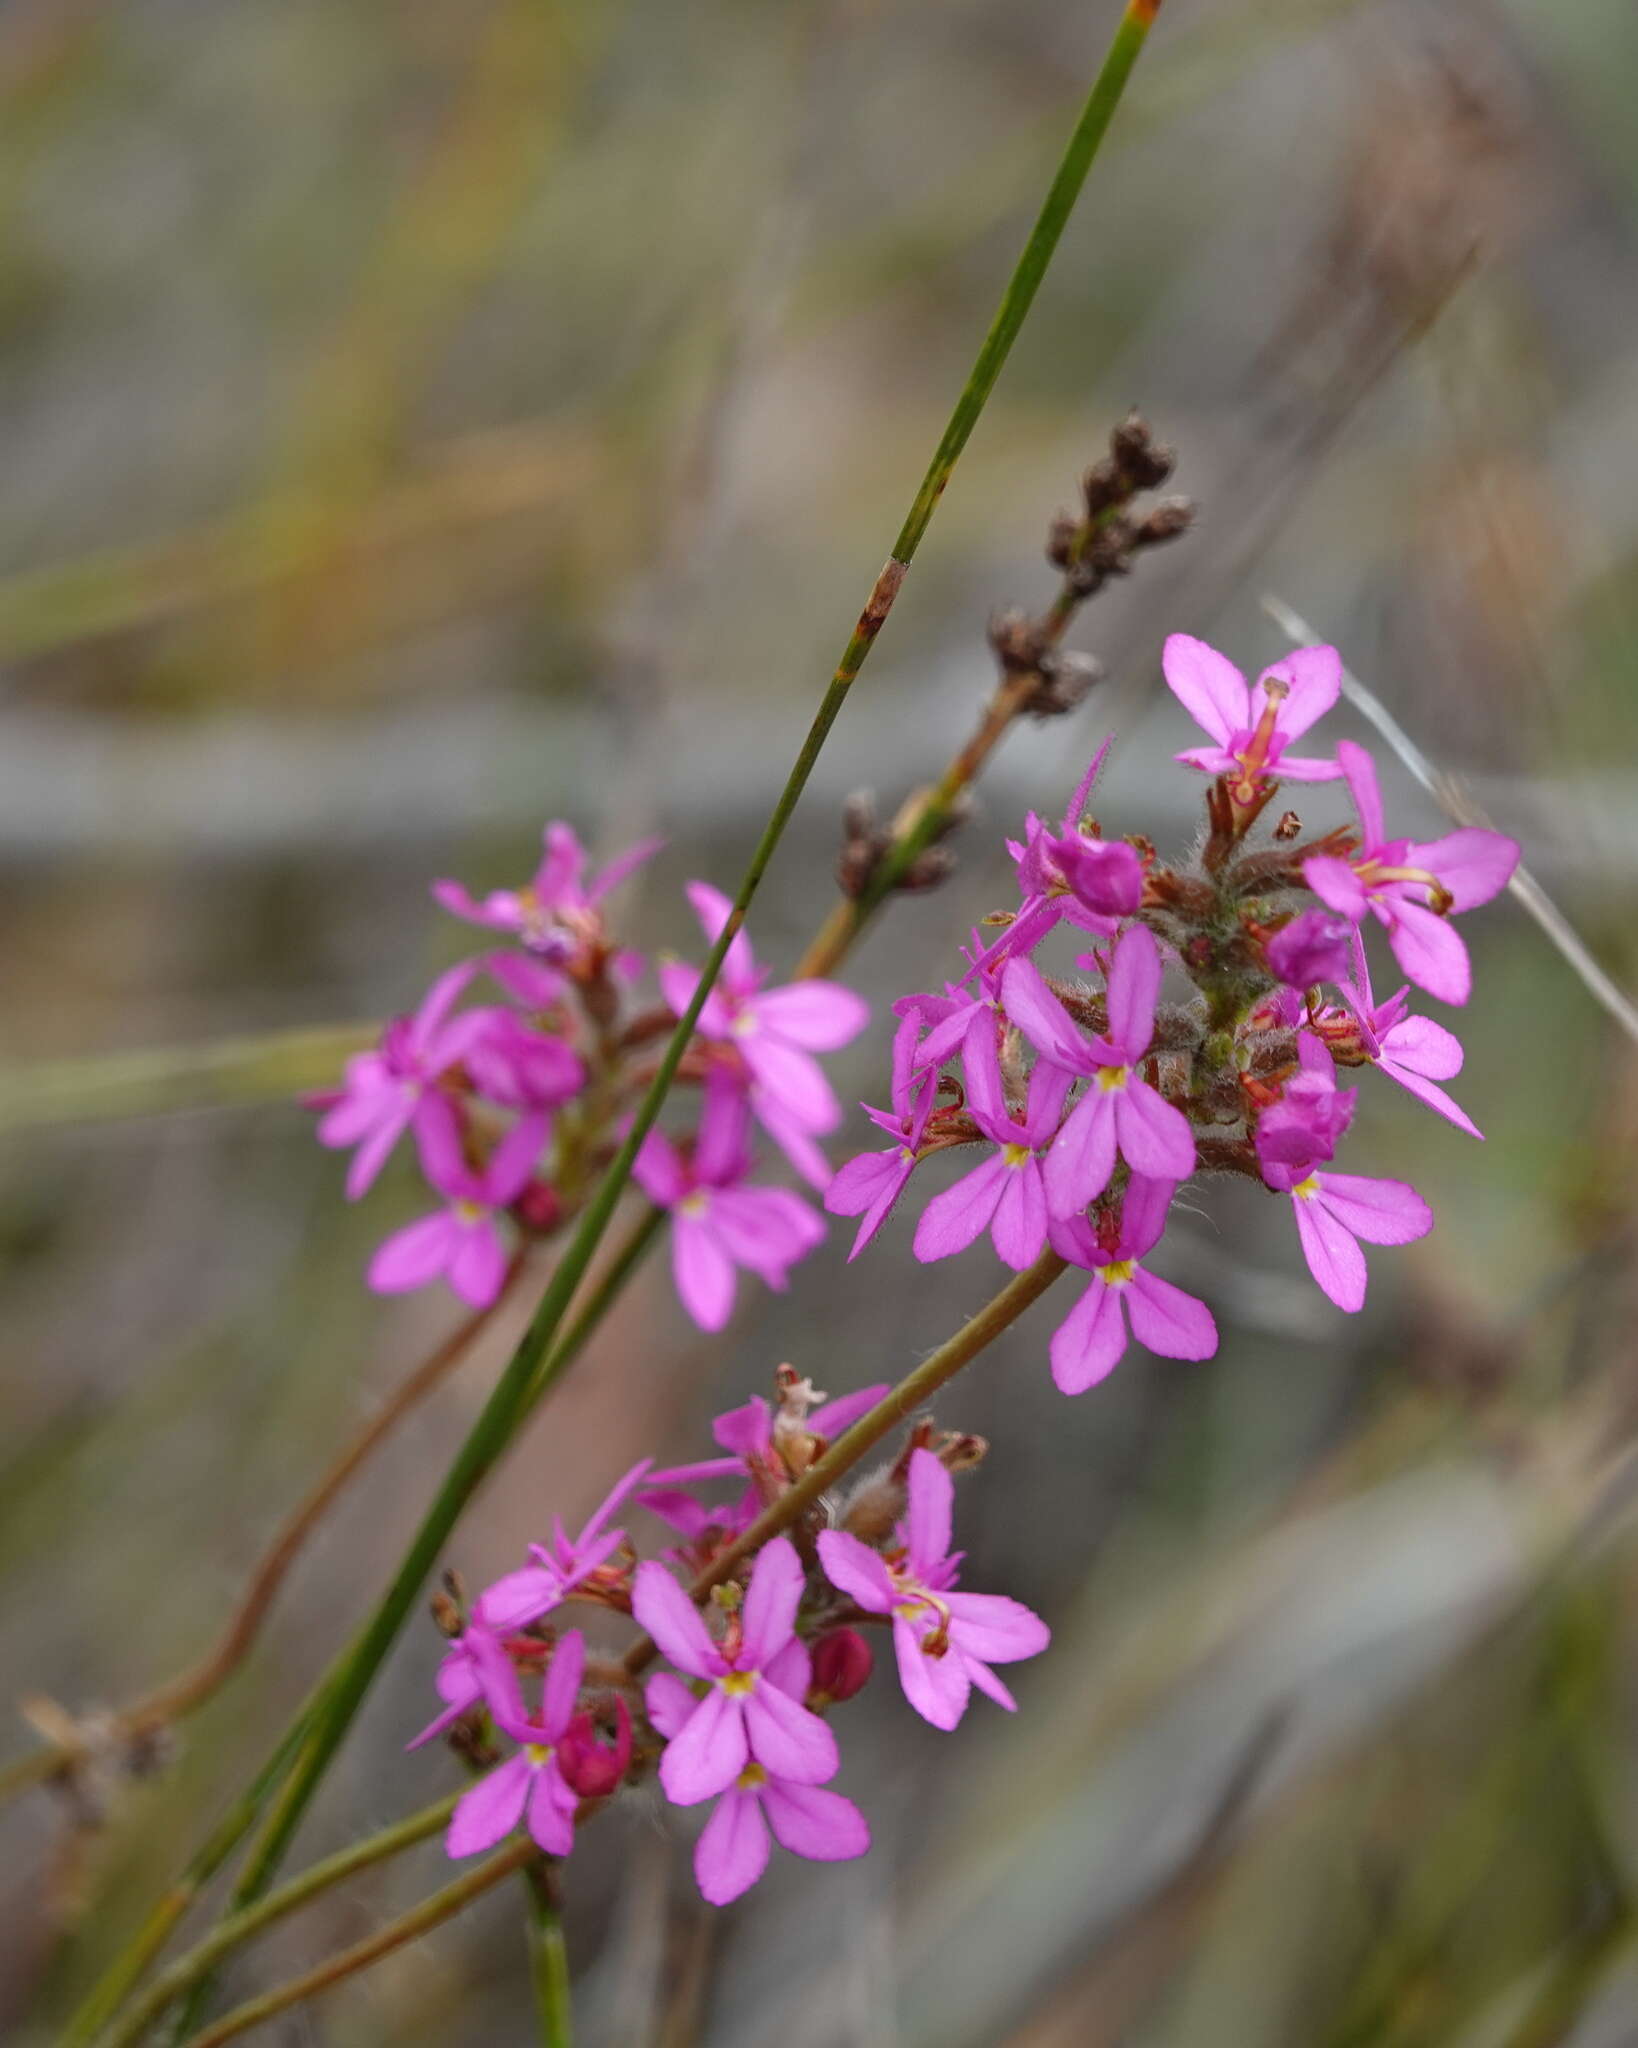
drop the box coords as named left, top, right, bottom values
left=117, top=0, right=1164, bottom=2014
left=90, top=1793, right=460, bottom=2048
left=524, top=1869, right=574, bottom=2046
left=170, top=1840, right=537, bottom=2048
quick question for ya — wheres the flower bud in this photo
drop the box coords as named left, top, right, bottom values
left=810, top=1628, right=874, bottom=1706
left=1050, top=834, right=1144, bottom=919
left=1264, top=909, right=1353, bottom=991
left=557, top=1698, right=632, bottom=1799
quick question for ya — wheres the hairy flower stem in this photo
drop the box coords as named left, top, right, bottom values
left=166, top=1840, right=538, bottom=2048
left=97, top=11, right=1164, bottom=2027
left=625, top=1248, right=1069, bottom=1679
left=89, top=1793, right=462, bottom=2048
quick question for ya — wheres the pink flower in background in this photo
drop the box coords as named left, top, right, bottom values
left=314, top=962, right=491, bottom=1199
left=1303, top=741, right=1519, bottom=1005
left=633, top=1538, right=839, bottom=1800
left=1279, top=1169, right=1433, bottom=1313
left=474, top=1458, right=653, bottom=1632
left=434, top=822, right=661, bottom=967
left=825, top=1010, right=939, bottom=1258
left=911, top=1015, right=1071, bottom=1270
left=1335, top=934, right=1481, bottom=1138
left=444, top=1630, right=588, bottom=1859
left=1048, top=1176, right=1217, bottom=1393
left=460, top=1007, right=586, bottom=1111
left=661, top=883, right=868, bottom=1142
left=408, top=1619, right=509, bottom=1752
left=1002, top=927, right=1195, bottom=1217
left=1164, top=635, right=1344, bottom=792
left=1265, top=908, right=1355, bottom=991
left=646, top=1642, right=869, bottom=1906
left=367, top=1106, right=545, bottom=1308
left=818, top=1449, right=1049, bottom=1730
left=633, top=1080, right=825, bottom=1331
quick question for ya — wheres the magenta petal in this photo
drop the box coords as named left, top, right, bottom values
left=1293, top=1193, right=1367, bottom=1311
left=526, top=1764, right=576, bottom=1856
left=1043, top=1091, right=1117, bottom=1218
left=945, top=1590, right=1050, bottom=1663
left=1049, top=1275, right=1129, bottom=1394
left=893, top=1612, right=971, bottom=1730
left=1314, top=1171, right=1432, bottom=1245
left=632, top=1560, right=721, bottom=1680
left=1000, top=957, right=1090, bottom=1071
left=1271, top=753, right=1343, bottom=782
left=765, top=1636, right=812, bottom=1702
left=1411, top=826, right=1520, bottom=912
left=447, top=1755, right=531, bottom=1857
left=762, top=1780, right=871, bottom=1864
left=1336, top=739, right=1386, bottom=848
left=816, top=1529, right=896, bottom=1613
left=645, top=1673, right=700, bottom=1742
left=742, top=1681, right=838, bottom=1785
left=1119, top=1174, right=1177, bottom=1261
left=1175, top=744, right=1237, bottom=775
left=826, top=1148, right=907, bottom=1218
left=684, top=880, right=757, bottom=990
left=672, top=1215, right=737, bottom=1331
left=960, top=1011, right=1009, bottom=1134
left=541, top=1630, right=586, bottom=1739
left=447, top=1221, right=507, bottom=1308
left=906, top=1448, right=954, bottom=1580
left=1260, top=644, right=1341, bottom=738
left=368, top=1214, right=455, bottom=1294
left=1304, top=855, right=1369, bottom=920
left=754, top=981, right=870, bottom=1050
left=1384, top=899, right=1471, bottom=1004
left=694, top=1785, right=770, bottom=1906
left=1105, top=924, right=1163, bottom=1058
left=1114, top=1080, right=1196, bottom=1179
left=1380, top=1058, right=1482, bottom=1138
left=343, top=1107, right=414, bottom=1201
left=1162, top=633, right=1249, bottom=746
left=660, top=1686, right=747, bottom=1806
left=1125, top=1269, right=1218, bottom=1361
left=913, top=1153, right=1010, bottom=1263
left=739, top=1537, right=804, bottom=1667
left=475, top=1564, right=561, bottom=1632
left=740, top=1036, right=840, bottom=1132
left=990, top=1159, right=1048, bottom=1270
left=809, top=1382, right=891, bottom=1439
left=965, top=1658, right=1019, bottom=1711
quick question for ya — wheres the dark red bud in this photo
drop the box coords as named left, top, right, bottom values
left=811, top=1628, right=874, bottom=1705
left=514, top=1180, right=562, bottom=1233
left=557, top=1697, right=632, bottom=1799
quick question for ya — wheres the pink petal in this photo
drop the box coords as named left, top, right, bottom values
left=809, top=1383, right=891, bottom=1440
left=1114, top=1079, right=1196, bottom=1180
left=1383, top=899, right=1471, bottom=1005
left=1314, top=1171, right=1432, bottom=1245
left=1336, top=739, right=1386, bottom=850
left=1162, top=633, right=1249, bottom=746
left=764, top=1636, right=812, bottom=1702
left=1174, top=744, right=1238, bottom=776
left=659, top=958, right=730, bottom=1040
left=741, top=1681, right=838, bottom=1785
left=344, top=1106, right=414, bottom=1201
left=1271, top=753, right=1343, bottom=782
left=892, top=1611, right=971, bottom=1730
left=671, top=1215, right=737, bottom=1331
left=684, top=880, right=758, bottom=990
left=541, top=1630, right=586, bottom=1739
left=631, top=1560, right=721, bottom=1680
left=906, top=1448, right=954, bottom=1580
left=632, top=1126, right=687, bottom=1208
left=526, top=1764, right=576, bottom=1855
left=1105, top=924, right=1163, bottom=1058
left=1410, top=827, right=1520, bottom=913
left=659, top=1685, right=747, bottom=1806
left=446, top=1220, right=507, bottom=1309
left=1125, top=1268, right=1218, bottom=1361
left=740, top=1036, right=840, bottom=1132
left=694, top=1785, right=770, bottom=1905
left=1049, top=1275, right=1129, bottom=1394
left=645, top=1673, right=700, bottom=1741
left=913, top=1153, right=1010, bottom=1263
left=1379, top=1012, right=1463, bottom=1080
left=693, top=1076, right=754, bottom=1185
left=754, top=981, right=871, bottom=1050
left=1378, top=1058, right=1482, bottom=1139
left=945, top=1591, right=1050, bottom=1663
left=483, top=1113, right=549, bottom=1204
left=413, top=1091, right=472, bottom=1193
left=1293, top=1192, right=1367, bottom=1312
left=965, top=1658, right=1019, bottom=1711
left=816, top=1529, right=896, bottom=1614
left=1304, top=855, right=1368, bottom=921
left=1118, top=1174, right=1177, bottom=1261
left=740, top=1536, right=803, bottom=1668
left=368, top=1213, right=456, bottom=1295
left=959, top=1010, right=1008, bottom=1135
left=1000, top=957, right=1092, bottom=1072
left=588, top=832, right=664, bottom=903
left=446, top=1755, right=531, bottom=1857
left=762, top=1780, right=871, bottom=1864
left=475, top=1564, right=561, bottom=1633
left=1043, top=1091, right=1118, bottom=1219
left=990, top=1158, right=1048, bottom=1271
left=1259, top=644, right=1340, bottom=740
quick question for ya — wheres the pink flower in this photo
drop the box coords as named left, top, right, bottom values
left=460, top=1005, right=586, bottom=1111
left=1253, top=1036, right=1357, bottom=1186
left=661, top=882, right=869, bottom=1141
left=408, top=1619, right=509, bottom=1751
left=434, top=822, right=660, bottom=968
left=633, top=1538, right=840, bottom=1801
left=443, top=1630, right=588, bottom=1859
left=645, top=1642, right=869, bottom=1907
left=1047, top=1176, right=1217, bottom=1393
left=633, top=1080, right=826, bottom=1331
left=367, top=1106, right=545, bottom=1307
left=1281, top=1169, right=1433, bottom=1312
left=557, top=1697, right=633, bottom=1799
left=313, top=962, right=491, bottom=1199
left=824, top=1010, right=938, bottom=1258
left=911, top=1014, right=1071, bottom=1270
left=817, top=1449, right=1049, bottom=1731
left=1001, top=927, right=1195, bottom=1218
left=1303, top=741, right=1519, bottom=1005
left=1334, top=934, right=1481, bottom=1138
left=1265, top=909, right=1354, bottom=991
left=1164, top=635, right=1345, bottom=793
left=473, top=1458, right=653, bottom=1632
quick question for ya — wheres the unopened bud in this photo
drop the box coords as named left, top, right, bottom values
left=558, top=1699, right=632, bottom=1798
left=514, top=1180, right=562, bottom=1233
left=1133, top=496, right=1193, bottom=546
left=840, top=1464, right=906, bottom=1545
left=810, top=1629, right=874, bottom=1706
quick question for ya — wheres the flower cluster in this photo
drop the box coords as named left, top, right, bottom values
left=827, top=635, right=1520, bottom=1380
left=415, top=1368, right=1047, bottom=1907
left=309, top=829, right=866, bottom=1324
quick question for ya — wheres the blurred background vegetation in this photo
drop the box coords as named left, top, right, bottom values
left=3, top=0, right=1637, bottom=2041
